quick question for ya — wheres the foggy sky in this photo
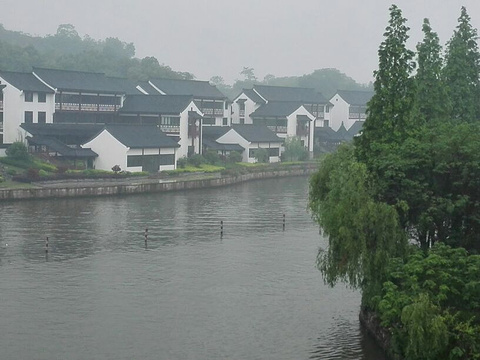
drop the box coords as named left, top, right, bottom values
left=1, top=0, right=480, bottom=85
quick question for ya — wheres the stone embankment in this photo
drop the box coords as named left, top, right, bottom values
left=0, top=165, right=316, bottom=201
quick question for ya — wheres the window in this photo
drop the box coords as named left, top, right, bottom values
left=159, top=154, right=175, bottom=165
left=203, top=118, right=215, bottom=125
left=267, top=148, right=279, bottom=157
left=325, top=105, right=329, bottom=113
left=38, top=92, right=47, bottom=103
left=224, top=102, right=228, bottom=110
left=127, top=155, right=143, bottom=167
left=38, top=112, right=46, bottom=124
left=323, top=120, right=329, bottom=128
left=160, top=116, right=180, bottom=126
left=223, top=117, right=228, bottom=126
left=24, top=92, right=33, bottom=102
left=240, top=118, right=245, bottom=124
left=239, top=102, right=245, bottom=111
left=249, top=149, right=256, bottom=158
left=24, top=111, right=33, bottom=124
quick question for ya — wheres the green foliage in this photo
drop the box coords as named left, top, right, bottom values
left=377, top=244, right=480, bottom=359
left=6, top=141, right=29, bottom=161
left=203, top=150, right=221, bottom=165
left=282, top=136, right=309, bottom=162
left=253, top=148, right=269, bottom=163
left=0, top=23, right=193, bottom=81
left=309, top=144, right=406, bottom=302
left=413, top=18, right=450, bottom=125
left=226, top=151, right=242, bottom=163
left=443, top=7, right=480, bottom=123
left=188, top=154, right=205, bottom=167
left=176, top=157, right=187, bottom=169
left=355, top=4, right=416, bottom=166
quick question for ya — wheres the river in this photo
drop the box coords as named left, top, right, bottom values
left=0, top=177, right=385, bottom=360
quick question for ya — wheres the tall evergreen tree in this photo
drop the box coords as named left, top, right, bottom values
left=355, top=5, right=415, bottom=165
left=443, top=7, right=480, bottom=122
left=412, top=19, right=449, bottom=125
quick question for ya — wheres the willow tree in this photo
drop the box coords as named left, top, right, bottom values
left=443, top=7, right=480, bottom=123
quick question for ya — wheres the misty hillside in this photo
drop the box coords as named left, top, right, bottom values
left=0, top=23, right=371, bottom=99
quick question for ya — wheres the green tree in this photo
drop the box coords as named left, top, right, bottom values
left=6, top=141, right=29, bottom=161
left=355, top=5, right=415, bottom=165
left=309, top=144, right=406, bottom=304
left=282, top=136, right=308, bottom=161
left=412, top=18, right=449, bottom=125
left=443, top=7, right=480, bottom=123
left=253, top=148, right=269, bottom=163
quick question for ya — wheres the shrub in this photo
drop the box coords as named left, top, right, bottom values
left=227, top=151, right=243, bottom=163
left=254, top=148, right=269, bottom=163
left=0, top=175, right=4, bottom=183
left=38, top=169, right=48, bottom=177
left=204, top=150, right=220, bottom=165
left=6, top=142, right=29, bottom=161
left=188, top=154, right=205, bottom=167
left=177, top=157, right=187, bottom=169
left=26, top=168, right=40, bottom=181
left=111, top=165, right=121, bottom=173
left=7, top=169, right=17, bottom=176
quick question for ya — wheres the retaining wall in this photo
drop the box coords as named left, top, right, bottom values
left=0, top=167, right=316, bottom=201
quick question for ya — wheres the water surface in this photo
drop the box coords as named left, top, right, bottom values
left=0, top=177, right=385, bottom=360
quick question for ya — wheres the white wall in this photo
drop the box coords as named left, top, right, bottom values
left=286, top=106, right=315, bottom=153
left=0, top=77, right=55, bottom=144
left=178, top=102, right=203, bottom=159
left=231, top=94, right=261, bottom=125
left=329, top=94, right=350, bottom=131
left=82, top=130, right=128, bottom=171
left=216, top=130, right=282, bottom=163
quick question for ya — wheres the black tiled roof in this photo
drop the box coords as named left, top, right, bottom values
left=0, top=71, right=54, bottom=93
left=149, top=78, right=226, bottom=99
left=202, top=126, right=231, bottom=140
left=250, top=101, right=309, bottom=118
left=231, top=125, right=282, bottom=143
left=106, top=77, right=143, bottom=95
left=21, top=123, right=104, bottom=138
left=348, top=121, right=364, bottom=137
left=203, top=138, right=244, bottom=152
left=102, top=125, right=180, bottom=148
left=253, top=85, right=328, bottom=104
left=119, top=95, right=194, bottom=115
left=336, top=90, right=374, bottom=106
left=243, top=89, right=266, bottom=104
left=29, top=136, right=97, bottom=157
left=33, top=68, right=125, bottom=93
left=137, top=81, right=161, bottom=95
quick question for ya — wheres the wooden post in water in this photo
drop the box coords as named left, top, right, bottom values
left=220, top=221, right=224, bottom=237
left=144, top=228, right=148, bottom=246
left=283, top=214, right=286, bottom=231
left=45, top=236, right=49, bottom=253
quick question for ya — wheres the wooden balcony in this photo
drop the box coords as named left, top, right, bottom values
left=202, top=108, right=224, bottom=116
left=55, top=102, right=117, bottom=112
left=160, top=125, right=180, bottom=134
left=349, top=113, right=367, bottom=119
left=296, top=126, right=309, bottom=137
left=239, top=109, right=245, bottom=117
left=188, top=125, right=200, bottom=138
left=267, top=125, right=287, bottom=134
left=0, top=100, right=3, bottom=110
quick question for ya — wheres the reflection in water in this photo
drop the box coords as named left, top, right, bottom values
left=0, top=177, right=384, bottom=360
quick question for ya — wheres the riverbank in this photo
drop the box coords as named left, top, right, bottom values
left=0, top=163, right=317, bottom=201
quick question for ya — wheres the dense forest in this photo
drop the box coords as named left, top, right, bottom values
left=309, top=5, right=480, bottom=360
left=0, top=23, right=371, bottom=99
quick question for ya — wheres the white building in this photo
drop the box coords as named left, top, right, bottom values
left=147, top=78, right=230, bottom=127
left=82, top=125, right=180, bottom=172
left=0, top=71, right=55, bottom=146
left=118, top=95, right=204, bottom=158
left=329, top=90, right=374, bottom=131
left=216, top=125, right=283, bottom=163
